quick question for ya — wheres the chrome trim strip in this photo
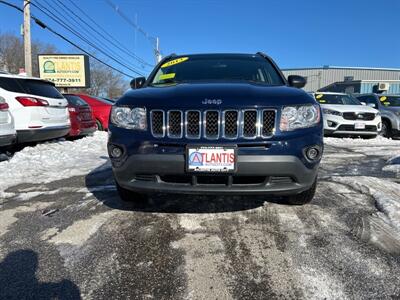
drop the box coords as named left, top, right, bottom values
left=241, top=109, right=258, bottom=139
left=167, top=110, right=183, bottom=138
left=150, top=110, right=165, bottom=138
left=260, top=109, right=277, bottom=138
left=222, top=110, right=239, bottom=139
left=185, top=110, right=201, bottom=139
left=203, top=110, right=220, bottom=140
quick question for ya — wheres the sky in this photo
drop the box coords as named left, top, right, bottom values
left=1, top=0, right=400, bottom=78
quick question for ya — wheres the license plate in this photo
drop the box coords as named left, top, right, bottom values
left=187, top=146, right=236, bottom=173
left=355, top=122, right=366, bottom=130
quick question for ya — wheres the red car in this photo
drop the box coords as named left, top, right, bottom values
left=63, top=94, right=97, bottom=137
left=75, top=94, right=113, bottom=131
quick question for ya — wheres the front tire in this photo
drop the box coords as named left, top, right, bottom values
left=96, top=119, right=104, bottom=131
left=380, top=120, right=392, bottom=138
left=116, top=182, right=148, bottom=203
left=287, top=179, right=317, bottom=205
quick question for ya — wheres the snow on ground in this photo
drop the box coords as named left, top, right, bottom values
left=0, top=132, right=109, bottom=198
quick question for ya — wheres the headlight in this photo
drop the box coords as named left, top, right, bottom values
left=322, top=108, right=342, bottom=116
left=110, top=106, right=147, bottom=130
left=376, top=112, right=381, bottom=117
left=280, top=104, right=320, bottom=131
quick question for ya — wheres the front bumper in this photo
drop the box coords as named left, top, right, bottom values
left=323, top=115, right=381, bottom=136
left=17, top=126, right=71, bottom=143
left=112, top=153, right=319, bottom=195
left=109, top=123, right=323, bottom=195
left=0, top=134, right=16, bottom=147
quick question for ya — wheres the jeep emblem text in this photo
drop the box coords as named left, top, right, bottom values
left=202, top=98, right=222, bottom=105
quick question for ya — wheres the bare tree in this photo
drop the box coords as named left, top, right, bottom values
left=0, top=32, right=128, bottom=98
left=0, top=32, right=57, bottom=76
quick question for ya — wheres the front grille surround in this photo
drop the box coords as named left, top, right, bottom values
left=241, top=109, right=259, bottom=139
left=150, top=110, right=165, bottom=137
left=222, top=110, right=239, bottom=139
left=204, top=110, right=220, bottom=139
left=167, top=110, right=183, bottom=138
left=343, top=112, right=376, bottom=121
left=150, top=109, right=276, bottom=140
left=185, top=110, right=202, bottom=139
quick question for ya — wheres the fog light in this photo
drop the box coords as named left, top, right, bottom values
left=306, top=147, right=320, bottom=160
left=327, top=121, right=335, bottom=127
left=111, top=146, right=123, bottom=158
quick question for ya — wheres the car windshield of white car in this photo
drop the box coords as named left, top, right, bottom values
left=379, top=96, right=400, bottom=107
left=315, top=94, right=361, bottom=105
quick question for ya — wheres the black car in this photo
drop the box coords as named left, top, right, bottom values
left=108, top=53, right=323, bottom=205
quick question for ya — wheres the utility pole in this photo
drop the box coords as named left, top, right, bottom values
left=23, top=0, right=32, bottom=76
left=155, top=37, right=161, bottom=63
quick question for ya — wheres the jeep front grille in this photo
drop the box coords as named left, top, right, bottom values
left=150, top=109, right=276, bottom=139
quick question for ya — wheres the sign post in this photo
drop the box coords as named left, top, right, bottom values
left=37, top=54, right=90, bottom=88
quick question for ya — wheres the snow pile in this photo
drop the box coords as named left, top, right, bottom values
left=383, top=156, right=400, bottom=174
left=332, top=176, right=400, bottom=232
left=324, top=136, right=400, bottom=147
left=0, top=132, right=109, bottom=197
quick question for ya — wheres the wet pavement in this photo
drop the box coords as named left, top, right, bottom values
left=1, top=142, right=400, bottom=299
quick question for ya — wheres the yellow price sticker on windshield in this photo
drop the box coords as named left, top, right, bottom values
left=159, top=73, right=176, bottom=80
left=380, top=96, right=387, bottom=101
left=161, top=57, right=189, bottom=68
left=316, top=94, right=323, bottom=99
left=319, top=99, right=326, bottom=103
left=383, top=102, right=390, bottom=105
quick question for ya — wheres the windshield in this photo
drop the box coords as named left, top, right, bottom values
left=314, top=93, right=361, bottom=105
left=379, top=95, right=400, bottom=107
left=63, top=94, right=88, bottom=106
left=150, top=55, right=285, bottom=86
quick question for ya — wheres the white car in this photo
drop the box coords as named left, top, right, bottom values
left=0, top=95, right=16, bottom=148
left=0, top=74, right=70, bottom=143
left=311, top=92, right=381, bottom=138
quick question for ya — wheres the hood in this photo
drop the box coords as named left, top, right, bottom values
left=321, top=104, right=378, bottom=114
left=382, top=105, right=400, bottom=114
left=118, top=82, right=315, bottom=108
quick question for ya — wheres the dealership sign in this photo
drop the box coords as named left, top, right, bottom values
left=38, top=54, right=90, bottom=88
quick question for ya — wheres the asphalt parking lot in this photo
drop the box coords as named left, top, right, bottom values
left=1, top=136, right=400, bottom=300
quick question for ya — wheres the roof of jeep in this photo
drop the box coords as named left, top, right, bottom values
left=166, top=53, right=264, bottom=60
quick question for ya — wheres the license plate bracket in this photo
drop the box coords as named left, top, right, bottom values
left=355, top=122, right=366, bottom=130
left=186, top=145, right=237, bottom=173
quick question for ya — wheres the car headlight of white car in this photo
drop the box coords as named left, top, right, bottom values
left=322, top=108, right=342, bottom=116
left=111, top=106, right=147, bottom=130
left=280, top=104, right=320, bottom=131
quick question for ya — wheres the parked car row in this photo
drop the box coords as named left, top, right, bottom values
left=310, top=92, right=382, bottom=138
left=0, top=73, right=113, bottom=151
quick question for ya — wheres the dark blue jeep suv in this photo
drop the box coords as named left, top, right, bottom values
left=108, top=53, right=323, bottom=205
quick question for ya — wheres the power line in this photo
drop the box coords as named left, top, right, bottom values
left=0, top=0, right=139, bottom=78
left=66, top=0, right=153, bottom=68
left=36, top=0, right=146, bottom=71
left=104, top=0, right=157, bottom=45
left=30, top=0, right=144, bottom=76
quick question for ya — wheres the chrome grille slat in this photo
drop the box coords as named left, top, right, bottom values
left=222, top=110, right=239, bottom=139
left=204, top=110, right=220, bottom=139
left=185, top=110, right=201, bottom=139
left=167, top=110, right=183, bottom=138
left=150, top=110, right=165, bottom=137
left=150, top=109, right=276, bottom=139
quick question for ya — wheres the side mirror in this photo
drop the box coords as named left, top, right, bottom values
left=130, top=77, right=146, bottom=89
left=360, top=102, right=366, bottom=106
left=288, top=75, right=306, bottom=89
